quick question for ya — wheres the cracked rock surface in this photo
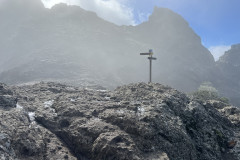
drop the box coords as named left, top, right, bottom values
left=0, top=82, right=239, bottom=160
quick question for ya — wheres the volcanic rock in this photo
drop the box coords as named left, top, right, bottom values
left=0, top=83, right=17, bottom=110
left=0, top=82, right=239, bottom=160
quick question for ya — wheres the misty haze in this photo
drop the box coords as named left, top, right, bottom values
left=0, top=0, right=239, bottom=160
left=0, top=0, right=239, bottom=106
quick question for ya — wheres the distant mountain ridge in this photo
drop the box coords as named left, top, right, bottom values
left=0, top=0, right=239, bottom=106
left=216, top=44, right=240, bottom=106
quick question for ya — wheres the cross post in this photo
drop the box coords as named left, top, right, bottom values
left=140, top=49, right=157, bottom=83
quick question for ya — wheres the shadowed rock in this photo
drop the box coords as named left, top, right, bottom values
left=0, top=83, right=17, bottom=110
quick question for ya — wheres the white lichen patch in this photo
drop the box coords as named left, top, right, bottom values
left=137, top=106, right=145, bottom=116
left=43, top=100, right=57, bottom=116
left=70, top=98, right=75, bottom=102
left=104, top=97, right=111, bottom=100
left=16, top=103, right=23, bottom=110
left=28, top=112, right=38, bottom=128
left=92, top=118, right=101, bottom=122
left=28, top=112, right=35, bottom=122
left=84, top=88, right=94, bottom=91
left=97, top=89, right=107, bottom=92
left=66, top=86, right=76, bottom=91
left=44, top=100, right=54, bottom=108
left=117, top=109, right=125, bottom=114
left=29, top=121, right=38, bottom=129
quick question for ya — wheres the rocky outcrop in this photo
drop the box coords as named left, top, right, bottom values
left=208, top=100, right=240, bottom=127
left=0, top=83, right=77, bottom=159
left=0, top=82, right=239, bottom=160
left=207, top=100, right=240, bottom=160
left=0, top=108, right=77, bottom=160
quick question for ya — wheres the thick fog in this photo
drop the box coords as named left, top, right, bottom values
left=0, top=0, right=239, bottom=105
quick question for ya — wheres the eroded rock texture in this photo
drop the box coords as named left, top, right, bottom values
left=0, top=82, right=239, bottom=160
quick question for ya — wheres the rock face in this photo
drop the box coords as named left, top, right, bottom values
left=0, top=83, right=17, bottom=110
left=0, top=109, right=77, bottom=160
left=207, top=100, right=240, bottom=160
left=216, top=44, right=240, bottom=106
left=0, top=0, right=215, bottom=92
left=0, top=85, right=76, bottom=159
left=0, top=82, right=239, bottom=160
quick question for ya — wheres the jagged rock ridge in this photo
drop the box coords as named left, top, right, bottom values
left=0, top=82, right=239, bottom=160
left=216, top=44, right=240, bottom=106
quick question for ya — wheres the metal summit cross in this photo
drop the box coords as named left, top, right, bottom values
left=140, top=49, right=157, bottom=83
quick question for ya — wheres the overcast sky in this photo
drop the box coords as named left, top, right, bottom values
left=41, top=0, right=239, bottom=61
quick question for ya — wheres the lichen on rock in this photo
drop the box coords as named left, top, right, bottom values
left=0, top=82, right=239, bottom=160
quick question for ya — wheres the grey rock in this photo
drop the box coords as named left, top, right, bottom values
left=208, top=100, right=240, bottom=160
left=216, top=43, right=240, bottom=106
left=0, top=83, right=13, bottom=95
left=0, top=95, right=17, bottom=110
left=0, top=83, right=17, bottom=110
left=0, top=82, right=237, bottom=160
left=0, top=101, right=77, bottom=159
left=0, top=133, right=16, bottom=160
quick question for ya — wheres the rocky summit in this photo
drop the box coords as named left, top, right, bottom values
left=0, top=82, right=239, bottom=160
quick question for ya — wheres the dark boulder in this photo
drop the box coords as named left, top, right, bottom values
left=0, top=83, right=17, bottom=110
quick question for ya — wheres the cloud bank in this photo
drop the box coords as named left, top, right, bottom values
left=209, top=45, right=231, bottom=61
left=41, top=0, right=135, bottom=26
